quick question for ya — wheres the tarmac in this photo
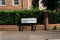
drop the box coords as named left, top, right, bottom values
left=0, top=31, right=60, bottom=40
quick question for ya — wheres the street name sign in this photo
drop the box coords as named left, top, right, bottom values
left=21, top=18, right=37, bottom=23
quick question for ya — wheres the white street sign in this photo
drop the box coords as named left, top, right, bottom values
left=21, top=18, right=37, bottom=23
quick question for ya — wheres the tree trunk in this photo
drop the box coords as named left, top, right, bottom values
left=44, top=12, right=48, bottom=30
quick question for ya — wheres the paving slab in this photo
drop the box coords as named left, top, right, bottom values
left=0, top=31, right=60, bottom=40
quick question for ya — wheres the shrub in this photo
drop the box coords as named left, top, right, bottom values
left=48, top=12, right=58, bottom=24
left=0, top=10, right=59, bottom=24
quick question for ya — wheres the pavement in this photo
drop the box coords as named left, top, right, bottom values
left=0, top=31, right=60, bottom=40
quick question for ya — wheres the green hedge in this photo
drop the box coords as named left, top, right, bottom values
left=0, top=10, right=59, bottom=24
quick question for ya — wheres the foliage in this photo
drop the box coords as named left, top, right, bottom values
left=41, top=0, right=58, bottom=10
left=0, top=10, right=59, bottom=24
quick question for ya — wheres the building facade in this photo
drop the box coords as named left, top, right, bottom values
left=0, top=0, right=46, bottom=10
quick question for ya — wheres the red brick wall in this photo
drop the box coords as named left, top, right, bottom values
left=23, top=0, right=28, bottom=9
left=0, top=24, right=60, bottom=31
left=0, top=0, right=28, bottom=10
left=0, top=0, right=46, bottom=10
left=0, top=25, right=19, bottom=31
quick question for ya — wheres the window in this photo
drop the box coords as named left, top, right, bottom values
left=0, top=0, right=6, bottom=6
left=12, top=0, right=19, bottom=6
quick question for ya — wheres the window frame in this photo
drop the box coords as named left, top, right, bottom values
left=0, top=0, right=6, bottom=6
left=12, top=0, right=19, bottom=6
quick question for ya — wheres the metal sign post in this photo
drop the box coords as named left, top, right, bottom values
left=20, top=18, right=37, bottom=31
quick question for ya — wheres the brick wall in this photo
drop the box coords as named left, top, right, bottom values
left=0, top=24, right=60, bottom=31
left=23, top=0, right=28, bottom=9
left=0, top=0, right=46, bottom=10
left=0, top=25, right=19, bottom=31
left=28, top=0, right=31, bottom=9
left=0, top=0, right=29, bottom=10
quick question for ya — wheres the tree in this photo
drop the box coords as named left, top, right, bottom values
left=41, top=0, right=58, bottom=11
left=41, top=0, right=58, bottom=30
left=32, top=0, right=39, bottom=8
